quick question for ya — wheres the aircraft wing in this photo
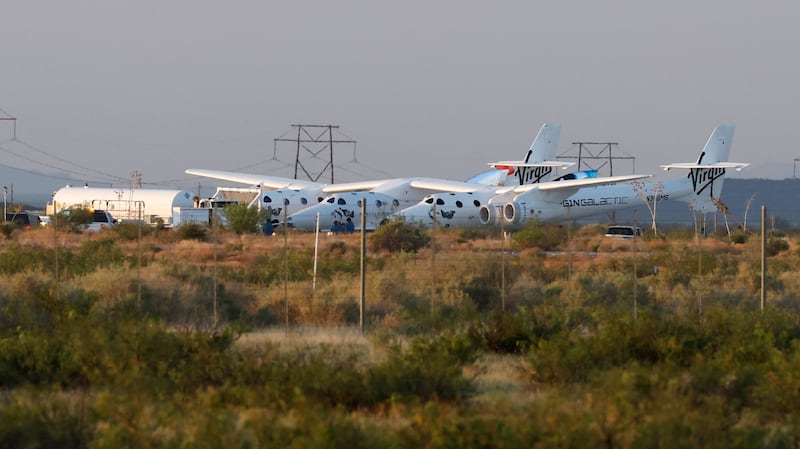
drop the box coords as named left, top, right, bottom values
left=513, top=174, right=652, bottom=194
left=321, top=180, right=398, bottom=193
left=408, top=178, right=496, bottom=193
left=660, top=162, right=750, bottom=171
left=185, top=169, right=323, bottom=190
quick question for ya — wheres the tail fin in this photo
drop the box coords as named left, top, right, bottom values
left=488, top=123, right=572, bottom=185
left=661, top=124, right=749, bottom=211
left=526, top=123, right=561, bottom=163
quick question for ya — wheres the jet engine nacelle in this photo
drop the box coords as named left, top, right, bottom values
left=503, top=200, right=535, bottom=228
left=478, top=204, right=502, bottom=225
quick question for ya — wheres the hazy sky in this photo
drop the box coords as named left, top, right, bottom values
left=2, top=0, right=799, bottom=194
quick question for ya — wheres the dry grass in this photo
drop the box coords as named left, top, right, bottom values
left=467, top=353, right=536, bottom=408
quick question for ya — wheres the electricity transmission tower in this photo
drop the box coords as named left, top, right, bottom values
left=273, top=125, right=357, bottom=184
left=557, top=142, right=635, bottom=176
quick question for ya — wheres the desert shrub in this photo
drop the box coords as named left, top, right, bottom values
left=370, top=220, right=430, bottom=253
left=0, top=223, right=14, bottom=239
left=175, top=222, right=208, bottom=241
left=76, top=237, right=124, bottom=273
left=0, top=395, right=87, bottom=448
left=468, top=307, right=567, bottom=354
left=110, top=221, right=152, bottom=240
left=767, top=236, right=790, bottom=256
left=365, top=332, right=477, bottom=403
left=455, top=226, right=495, bottom=242
left=51, top=208, right=92, bottom=233
left=222, top=203, right=270, bottom=234
left=460, top=278, right=500, bottom=311
left=0, top=243, right=51, bottom=274
left=510, top=222, right=567, bottom=251
left=730, top=229, right=749, bottom=244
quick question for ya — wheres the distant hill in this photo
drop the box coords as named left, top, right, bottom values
left=591, top=178, right=800, bottom=229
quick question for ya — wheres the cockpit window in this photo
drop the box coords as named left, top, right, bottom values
left=436, top=198, right=445, bottom=205
left=376, top=200, right=382, bottom=207
left=263, top=195, right=272, bottom=203
left=326, top=197, right=335, bottom=204
left=283, top=198, right=290, bottom=205
left=424, top=197, right=434, bottom=204
left=337, top=198, right=347, bottom=205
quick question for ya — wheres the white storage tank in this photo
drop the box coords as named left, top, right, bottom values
left=49, top=186, right=197, bottom=226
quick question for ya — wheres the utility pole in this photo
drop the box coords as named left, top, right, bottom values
left=761, top=206, right=767, bottom=311
left=359, top=198, right=367, bottom=334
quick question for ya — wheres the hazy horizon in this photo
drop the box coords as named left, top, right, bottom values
left=2, top=1, right=799, bottom=191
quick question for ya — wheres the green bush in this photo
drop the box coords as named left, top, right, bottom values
left=730, top=230, right=748, bottom=244
left=370, top=220, right=430, bottom=253
left=175, top=222, right=208, bottom=240
left=510, top=222, right=567, bottom=251
left=365, top=332, right=477, bottom=403
left=0, top=223, right=14, bottom=239
left=0, top=395, right=86, bottom=448
left=767, top=237, right=790, bottom=256
left=222, top=203, right=270, bottom=234
left=110, top=221, right=152, bottom=240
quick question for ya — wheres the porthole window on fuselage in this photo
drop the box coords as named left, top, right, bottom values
left=473, top=200, right=480, bottom=207
left=456, top=201, right=463, bottom=208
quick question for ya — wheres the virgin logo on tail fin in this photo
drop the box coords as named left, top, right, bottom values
left=515, top=166, right=553, bottom=184
left=688, top=152, right=727, bottom=196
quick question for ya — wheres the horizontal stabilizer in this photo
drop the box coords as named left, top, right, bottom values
left=488, top=160, right=575, bottom=169
left=660, top=162, right=750, bottom=171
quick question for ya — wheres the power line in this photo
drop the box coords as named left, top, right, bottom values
left=15, top=138, right=127, bottom=182
left=0, top=144, right=120, bottom=183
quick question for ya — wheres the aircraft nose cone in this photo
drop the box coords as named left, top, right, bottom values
left=286, top=210, right=316, bottom=231
left=398, top=206, right=434, bottom=226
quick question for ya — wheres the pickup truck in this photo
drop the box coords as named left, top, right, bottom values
left=81, top=210, right=117, bottom=232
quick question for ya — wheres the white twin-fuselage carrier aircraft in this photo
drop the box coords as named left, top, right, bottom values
left=186, top=124, right=747, bottom=232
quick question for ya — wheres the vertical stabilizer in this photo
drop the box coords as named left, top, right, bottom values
left=661, top=124, right=748, bottom=212
left=526, top=123, right=562, bottom=163
left=487, top=123, right=568, bottom=186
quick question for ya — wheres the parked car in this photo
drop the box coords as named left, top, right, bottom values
left=80, top=209, right=117, bottom=232
left=4, top=212, right=42, bottom=230
left=605, top=225, right=642, bottom=239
